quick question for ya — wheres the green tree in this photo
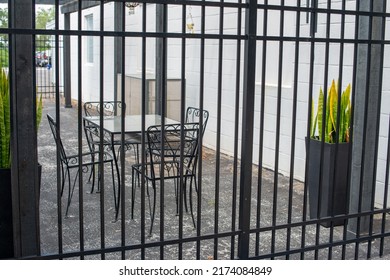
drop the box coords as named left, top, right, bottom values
left=0, top=8, right=8, bottom=67
left=0, top=7, right=55, bottom=66
left=36, top=7, right=55, bottom=51
left=36, top=7, right=55, bottom=29
left=0, top=8, right=7, bottom=28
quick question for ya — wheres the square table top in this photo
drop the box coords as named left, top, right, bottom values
left=84, top=114, right=178, bottom=135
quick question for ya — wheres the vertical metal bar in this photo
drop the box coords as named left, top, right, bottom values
left=120, top=1, right=126, bottom=260
left=315, top=0, right=331, bottom=260
left=286, top=0, right=301, bottom=260
left=306, top=0, right=309, bottom=23
left=98, top=0, right=106, bottom=260
left=32, top=0, right=39, bottom=257
left=114, top=1, right=123, bottom=105
left=328, top=0, right=347, bottom=260
left=238, top=0, right=257, bottom=260
left=214, top=0, right=224, bottom=261
left=63, top=13, right=72, bottom=108
left=54, top=0, right=63, bottom=259
left=310, top=0, right=318, bottom=37
left=140, top=2, right=147, bottom=261
left=178, top=3, right=187, bottom=260
left=159, top=3, right=168, bottom=260
left=156, top=4, right=164, bottom=116
left=256, top=0, right=268, bottom=257
left=342, top=0, right=360, bottom=260
left=313, top=0, right=331, bottom=260
left=302, top=1, right=317, bottom=261
left=271, top=0, right=285, bottom=259
left=9, top=0, right=40, bottom=258
left=231, top=0, right=242, bottom=260
left=32, top=13, right=36, bottom=109
left=196, top=0, right=206, bottom=260
left=77, top=0, right=85, bottom=260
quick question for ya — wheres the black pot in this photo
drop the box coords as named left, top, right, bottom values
left=306, top=138, right=349, bottom=227
left=0, top=168, right=13, bottom=258
left=0, top=164, right=41, bottom=259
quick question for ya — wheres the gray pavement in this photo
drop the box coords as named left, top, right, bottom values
left=37, top=97, right=390, bottom=260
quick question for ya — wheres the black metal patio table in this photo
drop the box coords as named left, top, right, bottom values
left=83, top=114, right=178, bottom=221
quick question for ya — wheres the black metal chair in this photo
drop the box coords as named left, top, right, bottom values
left=83, top=101, right=141, bottom=193
left=185, top=107, right=209, bottom=136
left=47, top=114, right=116, bottom=217
left=131, top=123, right=200, bottom=235
left=185, top=107, right=209, bottom=194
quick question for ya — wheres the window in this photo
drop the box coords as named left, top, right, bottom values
left=85, top=14, right=94, bottom=63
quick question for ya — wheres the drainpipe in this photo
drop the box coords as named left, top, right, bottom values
left=238, top=0, right=257, bottom=259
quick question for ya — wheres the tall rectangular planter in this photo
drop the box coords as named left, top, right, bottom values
left=306, top=138, right=350, bottom=227
left=0, top=165, right=41, bottom=259
left=0, top=168, right=13, bottom=258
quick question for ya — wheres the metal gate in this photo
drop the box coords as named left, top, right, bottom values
left=0, top=38, right=62, bottom=97
left=2, top=0, right=390, bottom=260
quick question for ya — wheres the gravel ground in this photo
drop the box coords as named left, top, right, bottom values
left=37, top=97, right=390, bottom=260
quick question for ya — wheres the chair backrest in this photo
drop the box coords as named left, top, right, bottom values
left=185, top=107, right=209, bottom=136
left=146, top=123, right=200, bottom=173
left=47, top=114, right=68, bottom=163
left=84, top=101, right=125, bottom=117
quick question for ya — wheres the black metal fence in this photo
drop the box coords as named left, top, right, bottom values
left=0, top=36, right=63, bottom=97
left=2, top=0, right=390, bottom=260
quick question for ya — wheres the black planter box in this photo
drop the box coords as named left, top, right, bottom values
left=306, top=138, right=349, bottom=227
left=0, top=168, right=13, bottom=258
left=0, top=165, right=41, bottom=259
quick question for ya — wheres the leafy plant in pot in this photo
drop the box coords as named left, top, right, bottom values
left=306, top=80, right=351, bottom=227
left=0, top=68, right=43, bottom=258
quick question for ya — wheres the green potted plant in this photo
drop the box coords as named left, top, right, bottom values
left=0, top=68, right=42, bottom=258
left=306, top=79, right=351, bottom=227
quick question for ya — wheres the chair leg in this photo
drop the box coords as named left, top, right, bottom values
left=65, top=168, right=78, bottom=217
left=96, top=164, right=101, bottom=193
left=111, top=165, right=118, bottom=221
left=116, top=146, right=121, bottom=162
left=60, top=164, right=66, bottom=197
left=193, top=164, right=199, bottom=193
left=87, top=162, right=94, bottom=183
left=88, top=150, right=96, bottom=193
left=134, top=144, right=140, bottom=164
left=148, top=180, right=156, bottom=236
left=110, top=161, right=116, bottom=215
left=131, top=167, right=137, bottom=220
left=188, top=174, right=196, bottom=228
left=90, top=164, right=96, bottom=193
left=183, top=171, right=190, bottom=213
left=174, top=176, right=179, bottom=215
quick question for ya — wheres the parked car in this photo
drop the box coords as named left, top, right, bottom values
left=36, top=51, right=50, bottom=67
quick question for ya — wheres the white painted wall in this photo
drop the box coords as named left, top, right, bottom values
left=66, top=3, right=116, bottom=103
left=61, top=0, right=390, bottom=207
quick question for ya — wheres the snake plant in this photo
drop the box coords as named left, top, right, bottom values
left=0, top=68, right=43, bottom=169
left=310, top=80, right=351, bottom=143
left=0, top=67, right=10, bottom=168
